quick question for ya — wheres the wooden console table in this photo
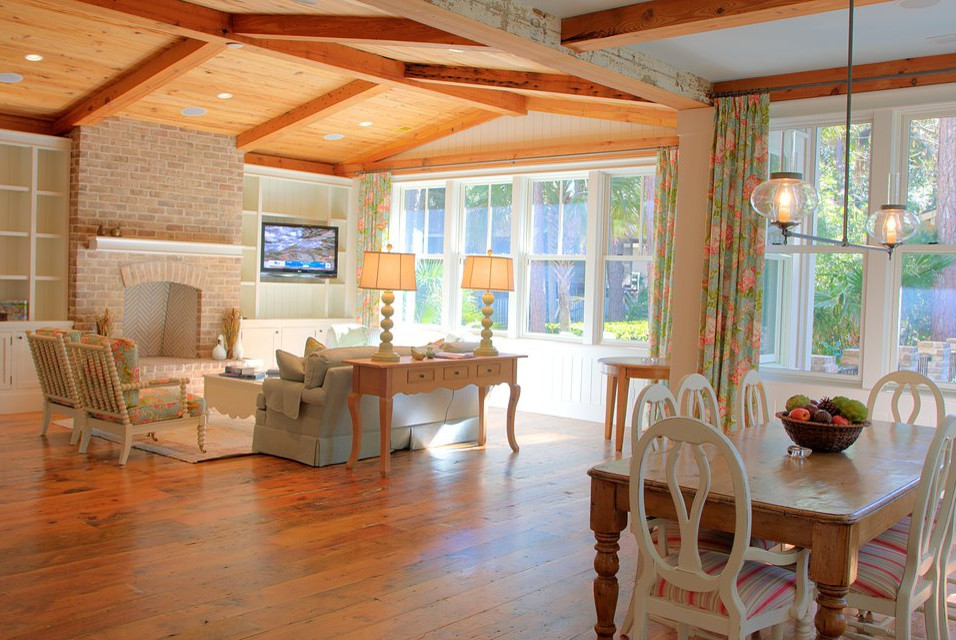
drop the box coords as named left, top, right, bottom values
left=344, top=354, right=524, bottom=477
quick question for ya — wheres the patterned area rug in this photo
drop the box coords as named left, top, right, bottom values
left=53, top=410, right=256, bottom=463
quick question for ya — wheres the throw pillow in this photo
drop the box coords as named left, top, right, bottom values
left=303, top=351, right=328, bottom=389
left=275, top=350, right=305, bottom=382
left=304, top=336, right=325, bottom=357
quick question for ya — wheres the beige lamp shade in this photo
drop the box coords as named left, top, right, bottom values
left=359, top=250, right=417, bottom=291
left=461, top=254, right=514, bottom=292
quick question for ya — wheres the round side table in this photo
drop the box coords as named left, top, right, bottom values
left=598, top=356, right=670, bottom=452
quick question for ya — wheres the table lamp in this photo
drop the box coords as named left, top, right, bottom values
left=359, top=245, right=417, bottom=362
left=460, top=250, right=514, bottom=357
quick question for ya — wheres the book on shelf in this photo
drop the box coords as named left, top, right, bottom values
left=225, top=364, right=256, bottom=376
left=434, top=351, right=474, bottom=360
left=219, top=372, right=265, bottom=380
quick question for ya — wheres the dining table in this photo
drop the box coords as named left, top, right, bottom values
left=588, top=418, right=935, bottom=640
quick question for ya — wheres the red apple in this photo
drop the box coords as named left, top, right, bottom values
left=789, top=408, right=811, bottom=421
left=833, top=415, right=850, bottom=426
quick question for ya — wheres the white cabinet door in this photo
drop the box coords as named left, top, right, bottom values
left=241, top=326, right=279, bottom=369
left=278, top=325, right=316, bottom=356
left=13, top=332, right=39, bottom=390
left=0, top=332, right=11, bottom=390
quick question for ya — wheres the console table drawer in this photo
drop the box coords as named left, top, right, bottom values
left=476, top=362, right=501, bottom=378
left=443, top=365, right=470, bottom=381
left=407, top=369, right=435, bottom=384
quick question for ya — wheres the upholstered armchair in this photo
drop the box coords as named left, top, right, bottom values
left=27, top=328, right=84, bottom=443
left=65, top=335, right=206, bottom=465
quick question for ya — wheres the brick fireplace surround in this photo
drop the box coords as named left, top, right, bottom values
left=70, top=118, right=245, bottom=392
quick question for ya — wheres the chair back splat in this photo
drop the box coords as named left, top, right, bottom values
left=736, top=369, right=769, bottom=430
left=866, top=370, right=945, bottom=427
left=676, top=373, right=720, bottom=429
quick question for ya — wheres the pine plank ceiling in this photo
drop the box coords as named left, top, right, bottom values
left=1, top=0, right=952, bottom=176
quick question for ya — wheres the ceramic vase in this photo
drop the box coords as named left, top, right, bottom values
left=212, top=335, right=227, bottom=361
left=231, top=332, right=244, bottom=360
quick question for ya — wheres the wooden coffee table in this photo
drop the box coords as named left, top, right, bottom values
left=202, top=374, right=264, bottom=420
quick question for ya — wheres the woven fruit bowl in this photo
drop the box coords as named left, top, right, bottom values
left=776, top=411, right=869, bottom=453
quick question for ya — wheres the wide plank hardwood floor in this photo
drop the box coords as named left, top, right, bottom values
left=0, top=408, right=950, bottom=639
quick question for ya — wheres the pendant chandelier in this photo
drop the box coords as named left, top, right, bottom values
left=750, top=0, right=920, bottom=257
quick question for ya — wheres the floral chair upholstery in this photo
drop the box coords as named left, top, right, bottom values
left=66, top=336, right=206, bottom=465
left=28, top=328, right=84, bottom=443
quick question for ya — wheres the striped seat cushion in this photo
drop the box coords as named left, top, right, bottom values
left=851, top=517, right=910, bottom=600
left=652, top=524, right=778, bottom=552
left=652, top=550, right=800, bottom=617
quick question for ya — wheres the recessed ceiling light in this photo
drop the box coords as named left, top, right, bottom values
left=324, top=133, right=344, bottom=141
left=897, top=0, right=939, bottom=7
left=24, top=54, right=44, bottom=62
left=181, top=107, right=207, bottom=117
left=217, top=92, right=234, bottom=99
left=0, top=73, right=24, bottom=84
left=447, top=48, right=464, bottom=54
left=927, top=33, right=956, bottom=46
left=358, top=121, right=373, bottom=127
left=225, top=42, right=244, bottom=49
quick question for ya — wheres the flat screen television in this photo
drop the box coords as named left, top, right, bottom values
left=260, top=222, right=338, bottom=280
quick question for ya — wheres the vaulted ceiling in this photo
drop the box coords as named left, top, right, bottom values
left=1, top=0, right=952, bottom=177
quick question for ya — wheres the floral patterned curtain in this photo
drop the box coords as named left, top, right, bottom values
left=357, top=171, right=392, bottom=326
left=698, top=94, right=769, bottom=431
left=649, top=147, right=679, bottom=360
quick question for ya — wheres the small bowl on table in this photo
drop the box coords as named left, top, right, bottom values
left=776, top=411, right=869, bottom=453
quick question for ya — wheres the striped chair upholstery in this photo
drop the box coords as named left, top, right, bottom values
left=851, top=517, right=910, bottom=600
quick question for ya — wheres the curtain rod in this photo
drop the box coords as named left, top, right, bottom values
left=710, top=66, right=956, bottom=99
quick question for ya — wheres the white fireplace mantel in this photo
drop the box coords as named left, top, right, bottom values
left=87, top=236, right=243, bottom=257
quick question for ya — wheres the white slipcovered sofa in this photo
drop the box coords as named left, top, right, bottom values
left=253, top=345, right=480, bottom=467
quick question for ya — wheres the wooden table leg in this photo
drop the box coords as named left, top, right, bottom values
left=814, top=583, right=849, bottom=639
left=379, top=396, right=392, bottom=478
left=615, top=372, right=629, bottom=453
left=506, top=382, right=520, bottom=452
left=346, top=392, right=361, bottom=470
left=604, top=371, right=616, bottom=440
left=591, top=477, right=629, bottom=640
left=197, top=415, right=206, bottom=453
left=477, top=385, right=488, bottom=446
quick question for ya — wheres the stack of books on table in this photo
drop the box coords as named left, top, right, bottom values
left=220, top=364, right=265, bottom=380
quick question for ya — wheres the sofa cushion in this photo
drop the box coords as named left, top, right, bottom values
left=304, top=336, right=325, bottom=357
left=276, top=350, right=305, bottom=382
left=93, top=387, right=205, bottom=425
left=305, top=346, right=380, bottom=389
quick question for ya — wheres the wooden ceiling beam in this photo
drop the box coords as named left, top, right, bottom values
left=53, top=0, right=231, bottom=40
left=343, top=110, right=502, bottom=165
left=0, top=113, right=55, bottom=136
left=713, top=53, right=956, bottom=101
left=525, top=97, right=677, bottom=127
left=354, top=0, right=710, bottom=109
left=244, top=153, right=336, bottom=176
left=232, top=14, right=489, bottom=50
left=237, top=80, right=386, bottom=150
left=59, top=2, right=529, bottom=117
left=53, top=39, right=225, bottom=134
left=562, top=0, right=895, bottom=51
left=336, top=135, right=679, bottom=176
left=404, top=64, right=652, bottom=103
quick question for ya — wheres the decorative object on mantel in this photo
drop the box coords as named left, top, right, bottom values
left=94, top=307, right=113, bottom=336
left=110, top=226, right=122, bottom=237
left=222, top=308, right=241, bottom=358
left=96, top=224, right=105, bottom=236
left=212, top=335, right=227, bottom=361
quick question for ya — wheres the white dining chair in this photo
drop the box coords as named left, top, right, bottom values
left=736, top=369, right=769, bottom=430
left=630, top=382, right=677, bottom=451
left=866, top=370, right=945, bottom=428
left=627, top=416, right=813, bottom=640
left=843, top=414, right=956, bottom=639
left=677, top=373, right=721, bottom=429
